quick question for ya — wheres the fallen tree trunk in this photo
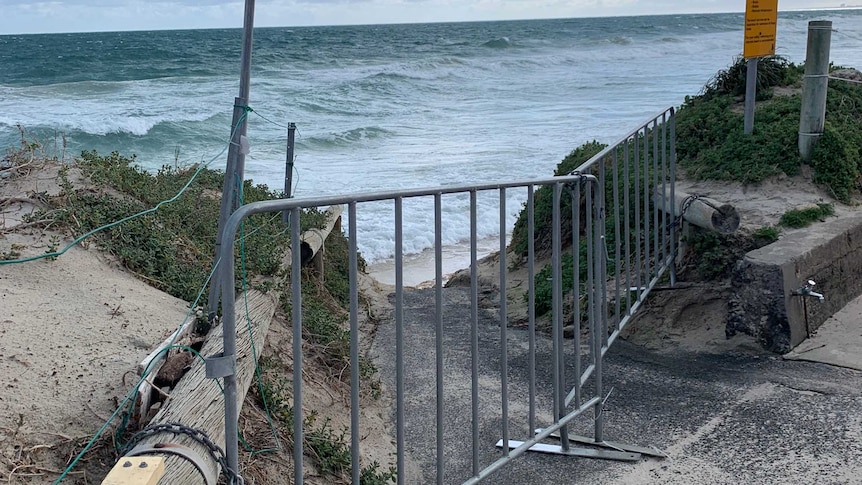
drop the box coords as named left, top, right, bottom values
left=299, top=204, right=344, bottom=265
left=654, top=188, right=740, bottom=234
left=128, top=289, right=275, bottom=484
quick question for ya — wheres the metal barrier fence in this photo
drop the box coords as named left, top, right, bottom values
left=214, top=107, right=677, bottom=483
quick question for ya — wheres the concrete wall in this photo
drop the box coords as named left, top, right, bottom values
left=727, top=214, right=862, bottom=353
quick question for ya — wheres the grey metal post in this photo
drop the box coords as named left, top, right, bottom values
left=207, top=0, right=256, bottom=318
left=208, top=98, right=247, bottom=319
left=799, top=20, right=832, bottom=162
left=744, top=58, right=758, bottom=135
left=283, top=122, right=296, bottom=225
left=221, top=0, right=256, bottom=476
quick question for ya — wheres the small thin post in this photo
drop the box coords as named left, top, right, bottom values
left=744, top=58, right=758, bottom=135
left=283, top=122, right=296, bottom=225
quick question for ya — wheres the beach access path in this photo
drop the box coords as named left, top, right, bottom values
left=372, top=285, right=862, bottom=484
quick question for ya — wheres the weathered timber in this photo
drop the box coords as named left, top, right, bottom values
left=101, top=456, right=166, bottom=485
left=299, top=204, right=344, bottom=265
left=133, top=289, right=275, bottom=484
left=654, top=188, right=739, bottom=234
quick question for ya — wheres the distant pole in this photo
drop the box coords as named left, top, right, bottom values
left=283, top=122, right=296, bottom=225
left=799, top=20, right=832, bottom=162
left=744, top=58, right=758, bottom=135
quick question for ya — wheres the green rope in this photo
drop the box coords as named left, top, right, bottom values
left=1, top=111, right=248, bottom=266
left=236, top=174, right=283, bottom=455
left=51, top=107, right=250, bottom=482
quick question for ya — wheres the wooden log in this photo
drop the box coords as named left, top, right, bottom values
left=654, top=188, right=740, bottom=234
left=130, top=289, right=275, bottom=484
left=300, top=204, right=344, bottom=265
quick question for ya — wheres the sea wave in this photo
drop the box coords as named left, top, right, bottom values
left=482, top=37, right=515, bottom=49
left=299, top=126, right=394, bottom=149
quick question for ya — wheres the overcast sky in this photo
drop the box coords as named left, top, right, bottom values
left=0, top=0, right=845, bottom=35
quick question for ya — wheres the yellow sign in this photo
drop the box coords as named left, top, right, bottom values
left=744, top=0, right=779, bottom=58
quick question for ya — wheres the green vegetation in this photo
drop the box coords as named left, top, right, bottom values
left=510, top=140, right=607, bottom=258
left=255, top=372, right=395, bottom=484
left=10, top=146, right=385, bottom=483
left=30, top=150, right=319, bottom=303
left=701, top=55, right=800, bottom=100
left=779, top=203, right=835, bottom=228
left=677, top=56, right=862, bottom=202
left=517, top=56, right=862, bottom=312
left=683, top=225, right=779, bottom=280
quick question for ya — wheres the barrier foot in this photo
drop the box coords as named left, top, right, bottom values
left=496, top=440, right=640, bottom=462
left=536, top=429, right=667, bottom=458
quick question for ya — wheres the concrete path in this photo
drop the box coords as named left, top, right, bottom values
left=372, top=286, right=862, bottom=484
left=785, top=291, right=862, bottom=371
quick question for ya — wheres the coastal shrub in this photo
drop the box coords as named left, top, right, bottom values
left=752, top=225, right=780, bottom=245
left=676, top=92, right=801, bottom=183
left=702, top=55, right=799, bottom=100
left=253, top=373, right=395, bottom=484
left=39, top=150, right=334, bottom=304
left=510, top=141, right=607, bottom=258
left=679, top=62, right=862, bottom=201
left=779, top=203, right=836, bottom=228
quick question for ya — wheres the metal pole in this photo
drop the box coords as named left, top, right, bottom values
left=221, top=0, right=256, bottom=476
left=283, top=122, right=296, bottom=225
left=208, top=0, right=256, bottom=317
left=799, top=20, right=832, bottom=162
left=208, top=99, right=246, bottom=319
left=744, top=58, right=758, bottom=135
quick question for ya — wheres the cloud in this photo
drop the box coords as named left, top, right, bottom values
left=0, top=0, right=846, bottom=34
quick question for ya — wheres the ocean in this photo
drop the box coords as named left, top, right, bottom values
left=2, top=10, right=861, bottom=277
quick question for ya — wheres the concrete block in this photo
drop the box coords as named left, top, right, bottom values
left=727, top=214, right=862, bottom=353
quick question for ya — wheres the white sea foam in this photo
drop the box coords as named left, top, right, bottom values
left=3, top=11, right=861, bottom=267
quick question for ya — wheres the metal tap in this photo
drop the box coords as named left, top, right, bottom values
left=796, top=279, right=824, bottom=302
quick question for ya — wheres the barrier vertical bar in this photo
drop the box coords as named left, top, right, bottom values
left=434, top=193, right=445, bottom=484
left=551, top=183, right=569, bottom=451
left=572, top=180, right=581, bottom=407
left=598, top=157, right=609, bottom=347
left=642, top=127, right=650, bottom=285
left=291, top=207, right=304, bottom=485
left=589, top=180, right=604, bottom=443
left=349, top=202, right=360, bottom=485
left=669, top=108, right=677, bottom=286
left=499, top=188, right=510, bottom=455
left=612, top=148, right=621, bottom=331
left=661, top=112, right=672, bottom=265
left=470, top=190, right=480, bottom=477
left=652, top=119, right=660, bottom=277
left=527, top=186, right=537, bottom=437
left=633, top=133, right=641, bottom=296
left=623, top=139, right=632, bottom=315
left=395, top=197, right=405, bottom=485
